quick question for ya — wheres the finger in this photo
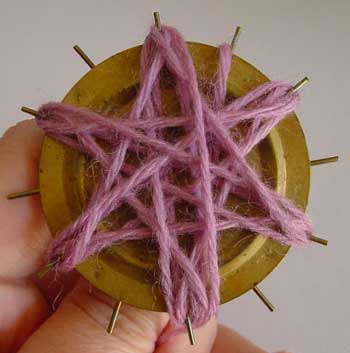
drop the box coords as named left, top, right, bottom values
left=0, top=120, right=81, bottom=299
left=0, top=120, right=49, bottom=280
left=18, top=279, right=170, bottom=353
left=0, top=120, right=74, bottom=351
left=211, top=324, right=268, bottom=353
left=0, top=120, right=51, bottom=352
left=154, top=316, right=217, bottom=353
left=0, top=280, right=49, bottom=352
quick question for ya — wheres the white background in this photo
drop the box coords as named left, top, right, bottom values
left=0, top=1, right=349, bottom=352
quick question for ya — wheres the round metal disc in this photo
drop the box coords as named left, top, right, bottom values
left=39, top=43, right=310, bottom=311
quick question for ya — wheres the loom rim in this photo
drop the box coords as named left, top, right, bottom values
left=39, top=42, right=310, bottom=312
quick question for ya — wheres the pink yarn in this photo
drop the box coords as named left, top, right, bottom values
left=36, top=24, right=313, bottom=327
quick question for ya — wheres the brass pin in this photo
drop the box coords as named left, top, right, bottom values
left=185, top=316, right=196, bottom=345
left=7, top=187, right=40, bottom=200
left=73, top=45, right=95, bottom=69
left=153, top=11, right=161, bottom=29
left=310, top=235, right=328, bottom=246
left=37, top=257, right=61, bottom=278
left=21, top=106, right=44, bottom=119
left=311, top=156, right=339, bottom=166
left=291, top=77, right=309, bottom=93
left=253, top=286, right=275, bottom=312
left=107, top=301, right=123, bottom=334
left=230, top=26, right=242, bottom=52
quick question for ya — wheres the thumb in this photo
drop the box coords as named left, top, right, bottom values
left=18, top=279, right=217, bottom=353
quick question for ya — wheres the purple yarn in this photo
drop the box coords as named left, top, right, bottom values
left=36, top=25, right=313, bottom=328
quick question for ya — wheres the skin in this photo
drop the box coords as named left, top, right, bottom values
left=0, top=120, right=289, bottom=353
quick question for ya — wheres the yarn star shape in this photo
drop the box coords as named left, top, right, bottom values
left=36, top=25, right=312, bottom=327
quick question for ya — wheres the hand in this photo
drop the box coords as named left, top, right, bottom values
left=0, top=120, right=279, bottom=353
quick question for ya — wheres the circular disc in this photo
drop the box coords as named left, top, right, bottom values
left=39, top=43, right=310, bottom=311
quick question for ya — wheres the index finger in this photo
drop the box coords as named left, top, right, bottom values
left=0, top=119, right=50, bottom=280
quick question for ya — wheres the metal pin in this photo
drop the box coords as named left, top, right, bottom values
left=230, top=26, right=242, bottom=52
left=21, top=106, right=44, bottom=119
left=7, top=187, right=40, bottom=200
left=185, top=316, right=196, bottom=345
left=253, top=286, right=275, bottom=312
left=37, top=257, right=61, bottom=278
left=153, top=11, right=161, bottom=29
left=73, top=45, right=95, bottom=69
left=310, top=235, right=328, bottom=246
left=311, top=156, right=339, bottom=166
left=107, top=301, right=123, bottom=334
left=290, top=77, right=309, bottom=93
